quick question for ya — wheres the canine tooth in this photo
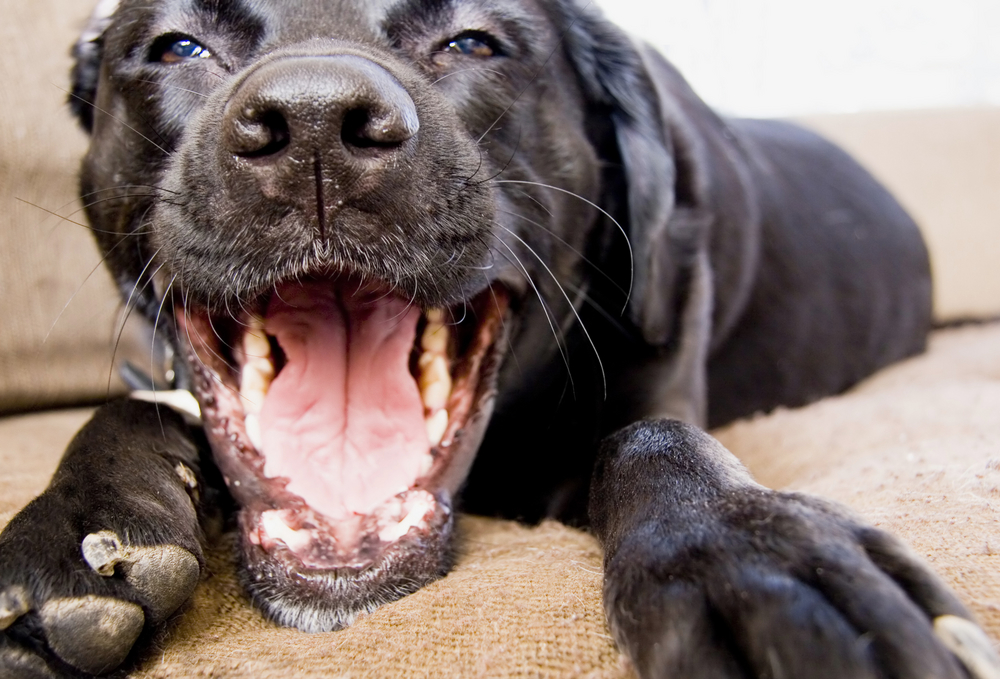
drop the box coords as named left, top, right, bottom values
left=419, top=354, right=451, bottom=411
left=419, top=353, right=449, bottom=383
left=421, top=313, right=449, bottom=355
left=241, top=378, right=268, bottom=414
left=243, top=315, right=271, bottom=359
left=422, top=383, right=451, bottom=413
left=240, top=319, right=274, bottom=415
left=425, top=409, right=449, bottom=447
left=245, top=413, right=263, bottom=451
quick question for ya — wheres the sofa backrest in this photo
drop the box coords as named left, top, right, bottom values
left=0, top=1, right=997, bottom=414
left=0, top=0, right=137, bottom=414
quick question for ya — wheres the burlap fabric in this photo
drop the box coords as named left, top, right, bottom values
left=2, top=323, right=998, bottom=677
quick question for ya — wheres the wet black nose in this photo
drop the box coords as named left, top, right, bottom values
left=221, top=54, right=419, bottom=196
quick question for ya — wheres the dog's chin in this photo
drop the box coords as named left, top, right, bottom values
left=174, top=276, right=510, bottom=631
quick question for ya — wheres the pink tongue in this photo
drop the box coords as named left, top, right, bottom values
left=258, top=283, right=428, bottom=523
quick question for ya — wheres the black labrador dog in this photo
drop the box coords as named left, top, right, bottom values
left=2, top=0, right=997, bottom=677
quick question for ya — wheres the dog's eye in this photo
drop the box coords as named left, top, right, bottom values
left=442, top=32, right=500, bottom=58
left=150, top=35, right=213, bottom=64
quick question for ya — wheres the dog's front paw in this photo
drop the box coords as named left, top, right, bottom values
left=603, top=490, right=1000, bottom=679
left=0, top=515, right=200, bottom=678
left=0, top=402, right=205, bottom=677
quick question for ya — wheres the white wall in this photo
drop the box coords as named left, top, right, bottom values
left=594, top=0, right=1000, bottom=117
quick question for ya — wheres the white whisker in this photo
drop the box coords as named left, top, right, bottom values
left=494, top=179, right=634, bottom=313
left=496, top=224, right=606, bottom=398
left=492, top=237, right=575, bottom=394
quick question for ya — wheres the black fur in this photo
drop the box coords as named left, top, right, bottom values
left=1, top=1, right=983, bottom=677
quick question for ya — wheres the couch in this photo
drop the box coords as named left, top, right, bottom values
left=2, top=2, right=998, bottom=676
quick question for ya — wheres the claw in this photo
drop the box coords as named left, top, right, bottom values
left=0, top=586, right=31, bottom=631
left=934, top=615, right=1000, bottom=679
left=174, top=463, right=200, bottom=503
left=82, top=531, right=125, bottom=577
left=40, top=596, right=144, bottom=675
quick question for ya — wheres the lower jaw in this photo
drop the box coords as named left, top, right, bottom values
left=237, top=504, right=456, bottom=632
left=245, top=488, right=451, bottom=570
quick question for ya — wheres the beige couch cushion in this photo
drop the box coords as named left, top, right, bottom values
left=2, top=323, right=998, bottom=677
left=0, top=0, right=132, bottom=413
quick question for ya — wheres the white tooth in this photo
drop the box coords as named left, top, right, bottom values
left=240, top=371, right=269, bottom=413
left=245, top=413, right=263, bottom=451
left=417, top=352, right=435, bottom=372
left=240, top=316, right=274, bottom=415
left=260, top=512, right=312, bottom=552
left=419, top=354, right=451, bottom=411
left=243, top=315, right=271, bottom=359
left=421, top=316, right=449, bottom=355
left=422, top=383, right=451, bottom=413
left=425, top=409, right=449, bottom=447
left=378, top=499, right=432, bottom=543
left=419, top=452, right=435, bottom=477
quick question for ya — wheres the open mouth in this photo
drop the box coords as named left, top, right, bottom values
left=174, top=277, right=508, bottom=625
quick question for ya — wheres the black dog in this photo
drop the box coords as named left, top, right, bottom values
left=1, top=0, right=996, bottom=677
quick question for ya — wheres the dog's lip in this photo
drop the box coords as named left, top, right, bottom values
left=174, top=279, right=510, bottom=571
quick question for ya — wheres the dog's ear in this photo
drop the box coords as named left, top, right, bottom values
left=553, top=2, right=716, bottom=348
left=71, top=0, right=120, bottom=132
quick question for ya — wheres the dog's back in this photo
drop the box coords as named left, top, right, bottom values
left=707, top=118, right=932, bottom=426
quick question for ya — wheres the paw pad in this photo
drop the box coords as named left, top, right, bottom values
left=40, top=595, right=144, bottom=675
left=81, top=531, right=200, bottom=623
left=126, top=544, right=200, bottom=622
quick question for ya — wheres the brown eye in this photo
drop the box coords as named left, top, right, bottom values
left=150, top=35, right=212, bottom=64
left=443, top=32, right=501, bottom=58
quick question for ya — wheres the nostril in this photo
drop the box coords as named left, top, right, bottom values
left=340, top=106, right=417, bottom=151
left=341, top=109, right=384, bottom=150
left=229, top=109, right=291, bottom=159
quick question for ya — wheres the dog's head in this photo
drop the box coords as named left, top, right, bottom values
left=72, top=0, right=690, bottom=631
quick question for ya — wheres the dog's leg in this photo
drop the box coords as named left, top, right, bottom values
left=591, top=419, right=1000, bottom=679
left=0, top=400, right=207, bottom=677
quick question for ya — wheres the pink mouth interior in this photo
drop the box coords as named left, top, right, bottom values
left=258, top=283, right=429, bottom=523
left=180, top=279, right=507, bottom=568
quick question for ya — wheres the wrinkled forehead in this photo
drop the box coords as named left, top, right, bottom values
left=109, top=0, right=543, bottom=47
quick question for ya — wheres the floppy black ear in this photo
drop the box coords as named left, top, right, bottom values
left=552, top=1, right=718, bottom=349
left=71, top=0, right=120, bottom=131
